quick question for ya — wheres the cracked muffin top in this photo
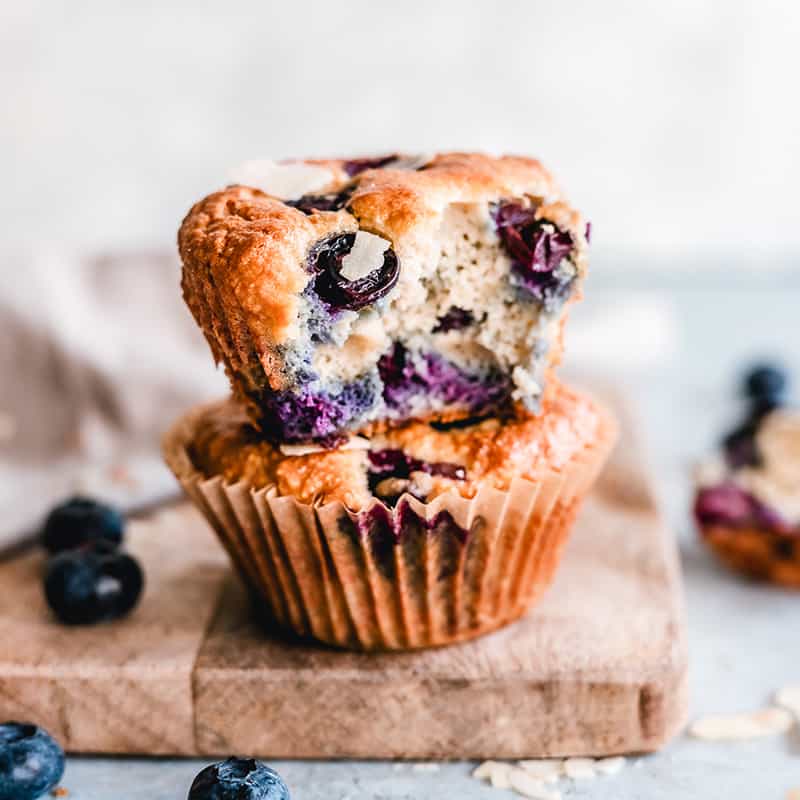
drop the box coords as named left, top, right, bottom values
left=179, top=152, right=591, bottom=444
left=187, top=381, right=609, bottom=511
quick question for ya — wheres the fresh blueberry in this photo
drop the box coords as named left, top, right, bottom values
left=42, top=496, right=125, bottom=554
left=378, top=343, right=512, bottom=416
left=188, top=758, right=290, bottom=800
left=491, top=200, right=575, bottom=309
left=44, top=543, right=144, bottom=625
left=0, top=722, right=64, bottom=800
left=743, top=363, right=788, bottom=403
left=307, top=233, right=399, bottom=311
left=368, top=449, right=466, bottom=483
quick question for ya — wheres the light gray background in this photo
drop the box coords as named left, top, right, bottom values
left=52, top=276, right=800, bottom=798
left=2, top=1, right=800, bottom=797
left=1, top=0, right=799, bottom=260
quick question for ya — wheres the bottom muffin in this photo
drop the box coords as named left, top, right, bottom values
left=163, top=383, right=617, bottom=650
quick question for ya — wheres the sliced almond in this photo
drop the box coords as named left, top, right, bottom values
left=279, top=436, right=370, bottom=457
left=563, top=757, right=596, bottom=779
left=339, top=231, right=391, bottom=281
left=508, top=767, right=561, bottom=799
left=689, top=707, right=794, bottom=740
left=517, top=759, right=563, bottom=783
left=472, top=761, right=498, bottom=780
left=411, top=762, right=439, bottom=773
left=228, top=159, right=333, bottom=199
left=489, top=762, right=513, bottom=789
left=776, top=686, right=800, bottom=717
left=595, top=756, right=626, bottom=775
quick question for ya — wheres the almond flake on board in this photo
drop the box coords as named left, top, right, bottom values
left=776, top=686, right=800, bottom=717
left=411, top=763, right=439, bottom=773
left=595, top=756, right=626, bottom=775
left=689, top=707, right=794, bottom=740
left=508, top=767, right=561, bottom=800
left=517, top=759, right=563, bottom=783
left=563, top=757, right=596, bottom=779
left=473, top=761, right=512, bottom=788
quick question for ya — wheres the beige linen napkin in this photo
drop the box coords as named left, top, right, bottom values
left=0, top=250, right=226, bottom=550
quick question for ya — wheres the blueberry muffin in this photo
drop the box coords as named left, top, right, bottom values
left=178, top=153, right=590, bottom=444
left=694, top=365, right=800, bottom=588
left=163, top=382, right=616, bottom=650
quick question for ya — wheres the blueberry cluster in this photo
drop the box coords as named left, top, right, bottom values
left=41, top=497, right=143, bottom=625
left=722, top=363, right=789, bottom=469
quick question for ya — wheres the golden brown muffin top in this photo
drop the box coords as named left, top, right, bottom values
left=189, top=382, right=604, bottom=511
left=178, top=152, right=586, bottom=389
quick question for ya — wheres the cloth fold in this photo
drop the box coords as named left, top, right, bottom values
left=0, top=250, right=226, bottom=548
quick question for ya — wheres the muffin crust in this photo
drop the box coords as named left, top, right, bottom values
left=189, top=381, right=605, bottom=511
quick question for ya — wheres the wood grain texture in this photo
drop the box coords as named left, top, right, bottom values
left=0, top=400, right=687, bottom=758
left=0, top=506, right=230, bottom=755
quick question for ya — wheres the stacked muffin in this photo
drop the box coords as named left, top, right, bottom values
left=164, top=152, right=616, bottom=650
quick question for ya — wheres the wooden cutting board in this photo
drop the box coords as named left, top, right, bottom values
left=0, top=402, right=687, bottom=759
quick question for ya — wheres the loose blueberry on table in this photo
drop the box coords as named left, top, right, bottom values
left=188, top=758, right=290, bottom=800
left=44, top=540, right=144, bottom=625
left=0, top=722, right=64, bottom=800
left=42, top=496, right=125, bottom=553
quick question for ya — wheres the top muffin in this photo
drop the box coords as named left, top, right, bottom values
left=179, top=152, right=590, bottom=444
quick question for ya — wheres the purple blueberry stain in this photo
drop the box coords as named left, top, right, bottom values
left=368, top=448, right=466, bottom=504
left=343, top=155, right=398, bottom=177
left=368, top=449, right=465, bottom=483
left=306, top=233, right=399, bottom=311
left=353, top=502, right=472, bottom=580
left=492, top=200, right=576, bottom=310
left=255, top=374, right=378, bottom=445
left=378, top=343, right=512, bottom=417
left=694, top=483, right=793, bottom=534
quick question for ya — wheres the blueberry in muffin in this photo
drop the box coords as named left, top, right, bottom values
left=179, top=153, right=590, bottom=444
left=165, top=381, right=616, bottom=649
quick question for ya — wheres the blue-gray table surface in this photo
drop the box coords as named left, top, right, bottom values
left=22, top=270, right=800, bottom=798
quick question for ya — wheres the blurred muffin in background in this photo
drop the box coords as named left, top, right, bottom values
left=694, top=364, right=800, bottom=588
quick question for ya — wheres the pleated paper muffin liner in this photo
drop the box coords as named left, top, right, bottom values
left=163, top=401, right=617, bottom=651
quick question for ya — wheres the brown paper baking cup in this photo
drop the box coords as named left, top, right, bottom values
left=702, top=525, right=800, bottom=589
left=163, top=401, right=617, bottom=650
